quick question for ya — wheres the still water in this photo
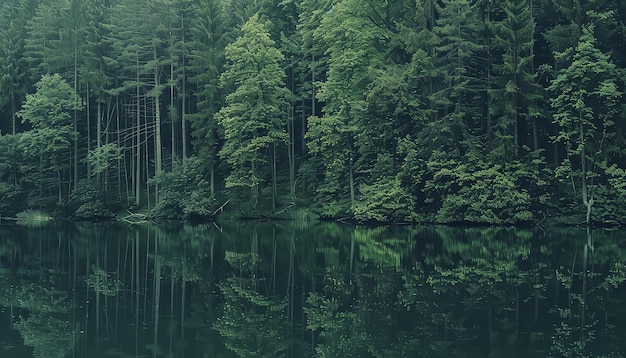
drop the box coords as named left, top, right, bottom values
left=0, top=220, right=624, bottom=357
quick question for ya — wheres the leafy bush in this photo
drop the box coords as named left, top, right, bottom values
left=353, top=177, right=415, bottom=223
left=426, top=156, right=534, bottom=225
left=150, top=156, right=216, bottom=219
left=0, top=182, right=24, bottom=216
left=69, top=180, right=113, bottom=220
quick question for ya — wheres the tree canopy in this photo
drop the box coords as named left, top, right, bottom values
left=0, top=0, right=625, bottom=224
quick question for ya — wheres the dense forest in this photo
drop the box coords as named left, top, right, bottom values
left=0, top=0, right=625, bottom=225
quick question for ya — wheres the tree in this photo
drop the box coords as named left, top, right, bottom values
left=549, top=24, right=622, bottom=226
left=17, top=74, right=82, bottom=206
left=306, top=0, right=375, bottom=213
left=432, top=0, right=485, bottom=125
left=0, top=133, right=26, bottom=214
left=0, top=0, right=37, bottom=135
left=216, top=13, right=290, bottom=210
left=188, top=0, right=226, bottom=196
left=107, top=0, right=167, bottom=206
left=489, top=0, right=542, bottom=159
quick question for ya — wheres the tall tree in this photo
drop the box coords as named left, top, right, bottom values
left=432, top=0, right=485, bottom=125
left=0, top=0, right=37, bottom=135
left=107, top=0, right=169, bottom=205
left=17, top=74, right=82, bottom=205
left=306, top=0, right=373, bottom=212
left=107, top=0, right=149, bottom=207
left=80, top=0, right=112, bottom=187
left=549, top=24, right=622, bottom=226
left=216, top=13, right=290, bottom=210
left=188, top=0, right=226, bottom=197
left=489, top=0, right=542, bottom=159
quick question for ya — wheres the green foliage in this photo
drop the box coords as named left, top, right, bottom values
left=0, top=0, right=626, bottom=223
left=353, top=177, right=415, bottom=223
left=17, top=74, right=80, bottom=129
left=69, top=180, right=113, bottom=220
left=549, top=24, right=623, bottom=224
left=13, top=74, right=81, bottom=208
left=85, top=143, right=122, bottom=176
left=150, top=156, right=216, bottom=219
left=489, top=0, right=542, bottom=158
left=217, top=14, right=290, bottom=191
left=0, top=182, right=23, bottom=215
left=426, top=155, right=534, bottom=224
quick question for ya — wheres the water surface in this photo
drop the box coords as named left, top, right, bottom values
left=0, top=221, right=625, bottom=357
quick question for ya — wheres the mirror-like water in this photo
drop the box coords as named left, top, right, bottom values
left=0, top=221, right=624, bottom=357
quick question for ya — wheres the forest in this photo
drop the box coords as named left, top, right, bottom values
left=0, top=0, right=625, bottom=225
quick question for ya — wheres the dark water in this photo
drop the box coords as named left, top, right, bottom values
left=0, top=220, right=625, bottom=357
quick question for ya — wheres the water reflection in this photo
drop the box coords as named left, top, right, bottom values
left=0, top=222, right=624, bottom=357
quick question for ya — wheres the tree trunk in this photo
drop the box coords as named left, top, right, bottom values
left=87, top=82, right=92, bottom=179
left=210, top=164, right=215, bottom=196
left=272, top=142, right=277, bottom=212
left=349, top=160, right=355, bottom=206
left=170, top=40, right=176, bottom=170
left=97, top=99, right=102, bottom=185
left=580, top=115, right=593, bottom=226
left=73, top=50, right=79, bottom=193
left=181, top=11, right=188, bottom=162
left=153, top=46, right=163, bottom=202
left=135, top=54, right=142, bottom=207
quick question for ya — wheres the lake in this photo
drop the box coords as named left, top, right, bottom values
left=0, top=220, right=625, bottom=357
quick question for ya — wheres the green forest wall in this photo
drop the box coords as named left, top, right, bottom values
left=1, top=0, right=625, bottom=225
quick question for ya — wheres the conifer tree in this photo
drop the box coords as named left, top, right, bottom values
left=0, top=0, right=37, bottom=135
left=188, top=0, right=226, bottom=196
left=217, top=14, right=290, bottom=209
left=489, top=0, right=542, bottom=159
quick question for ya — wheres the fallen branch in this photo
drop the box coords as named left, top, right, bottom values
left=212, top=200, right=230, bottom=217
left=119, top=211, right=150, bottom=224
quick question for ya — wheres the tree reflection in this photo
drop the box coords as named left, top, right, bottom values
left=214, top=251, right=288, bottom=357
left=550, top=228, right=626, bottom=357
left=0, top=222, right=625, bottom=357
left=15, top=314, right=73, bottom=358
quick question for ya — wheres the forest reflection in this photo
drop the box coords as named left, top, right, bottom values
left=0, top=221, right=624, bottom=357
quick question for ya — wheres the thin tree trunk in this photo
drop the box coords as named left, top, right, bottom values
left=73, top=34, right=79, bottom=193
left=580, top=126, right=592, bottom=226
left=170, top=32, right=176, bottom=169
left=57, top=170, right=62, bottom=204
left=349, top=160, right=355, bottom=206
left=181, top=10, right=188, bottom=162
left=145, top=95, right=151, bottom=209
left=117, top=96, right=124, bottom=203
left=272, top=143, right=277, bottom=211
left=87, top=82, right=92, bottom=179
left=210, top=164, right=215, bottom=196
left=135, top=55, right=142, bottom=207
left=153, top=45, right=163, bottom=202
left=97, top=95, right=102, bottom=185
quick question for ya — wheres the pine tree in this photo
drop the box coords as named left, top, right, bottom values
left=217, top=14, right=290, bottom=210
left=0, top=0, right=37, bottom=135
left=188, top=0, right=226, bottom=197
left=433, top=0, right=485, bottom=123
left=489, top=0, right=542, bottom=159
